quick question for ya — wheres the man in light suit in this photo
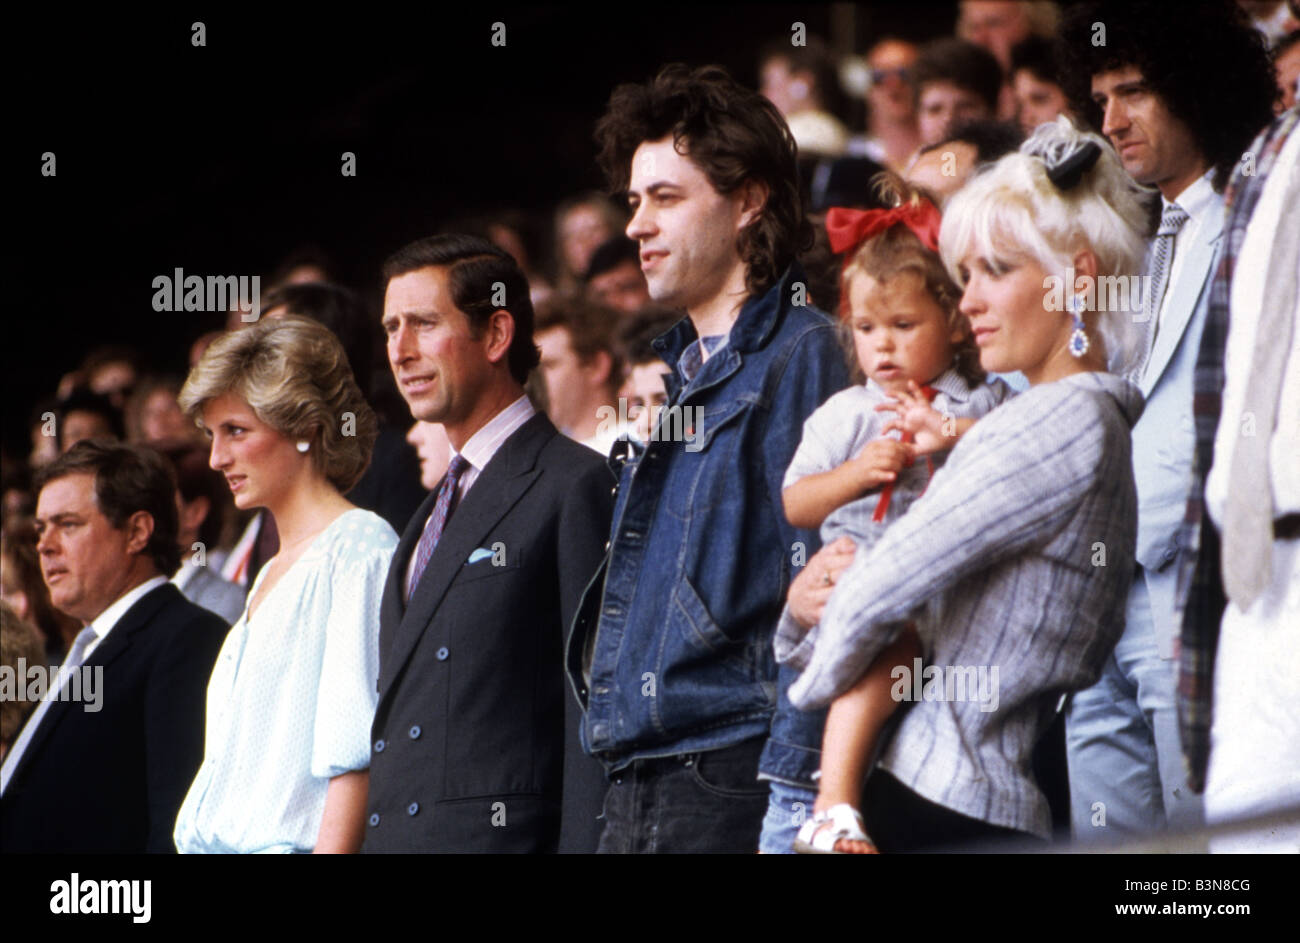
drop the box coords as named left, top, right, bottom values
left=1058, top=1, right=1277, bottom=841
left=363, top=234, right=615, bottom=853
left=0, top=440, right=228, bottom=852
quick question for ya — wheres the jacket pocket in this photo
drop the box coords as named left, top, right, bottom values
left=664, top=395, right=756, bottom=522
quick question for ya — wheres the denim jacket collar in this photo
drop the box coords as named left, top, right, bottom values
left=652, top=264, right=807, bottom=403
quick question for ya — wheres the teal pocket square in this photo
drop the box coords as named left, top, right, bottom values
left=467, top=547, right=493, bottom=564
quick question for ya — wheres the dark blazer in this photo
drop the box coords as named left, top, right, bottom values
left=363, top=412, right=614, bottom=853
left=0, top=582, right=228, bottom=853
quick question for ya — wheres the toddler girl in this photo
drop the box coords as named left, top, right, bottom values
left=778, top=177, right=1011, bottom=853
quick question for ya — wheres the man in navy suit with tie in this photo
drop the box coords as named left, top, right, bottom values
left=0, top=440, right=228, bottom=852
left=363, top=234, right=614, bottom=853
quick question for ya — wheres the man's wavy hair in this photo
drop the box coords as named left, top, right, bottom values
left=595, top=63, right=811, bottom=298
left=1059, top=0, right=1277, bottom=192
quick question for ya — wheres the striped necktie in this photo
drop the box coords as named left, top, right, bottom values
left=405, top=454, right=470, bottom=603
left=1140, top=203, right=1191, bottom=370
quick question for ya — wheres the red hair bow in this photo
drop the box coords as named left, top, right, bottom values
left=825, top=202, right=942, bottom=255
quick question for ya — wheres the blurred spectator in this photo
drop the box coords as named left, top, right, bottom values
left=584, top=236, right=650, bottom=315
left=912, top=38, right=1003, bottom=146
left=1010, top=36, right=1074, bottom=135
left=81, top=345, right=142, bottom=411
left=615, top=307, right=680, bottom=443
left=554, top=193, right=626, bottom=294
left=154, top=439, right=244, bottom=625
left=956, top=0, right=1060, bottom=118
left=189, top=330, right=224, bottom=369
left=1, top=455, right=35, bottom=528
left=26, top=399, right=61, bottom=470
left=759, top=36, right=850, bottom=157
left=848, top=37, right=922, bottom=173
left=55, top=388, right=124, bottom=453
left=405, top=421, right=451, bottom=490
left=270, top=244, right=336, bottom=288
left=1, top=601, right=45, bottom=761
left=126, top=375, right=195, bottom=444
left=534, top=297, right=626, bottom=454
left=1240, top=0, right=1300, bottom=46
left=905, top=118, right=1024, bottom=204
left=1274, top=29, right=1300, bottom=110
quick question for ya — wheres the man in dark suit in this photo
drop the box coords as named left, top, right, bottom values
left=363, top=234, right=614, bottom=853
left=0, top=440, right=228, bottom=852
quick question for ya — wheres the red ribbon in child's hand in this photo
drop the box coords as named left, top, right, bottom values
left=872, top=385, right=939, bottom=524
left=825, top=202, right=942, bottom=256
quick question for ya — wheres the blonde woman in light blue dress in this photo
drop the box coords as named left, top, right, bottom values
left=173, top=316, right=397, bottom=853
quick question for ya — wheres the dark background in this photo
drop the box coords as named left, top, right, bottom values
left=10, top=3, right=960, bottom=457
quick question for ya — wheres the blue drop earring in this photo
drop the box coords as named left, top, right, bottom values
left=1067, top=294, right=1090, bottom=358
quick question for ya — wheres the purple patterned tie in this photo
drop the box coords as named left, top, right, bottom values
left=405, top=454, right=470, bottom=603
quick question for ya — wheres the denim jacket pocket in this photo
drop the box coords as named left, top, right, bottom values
left=665, top=395, right=756, bottom=522
left=665, top=575, right=772, bottom=716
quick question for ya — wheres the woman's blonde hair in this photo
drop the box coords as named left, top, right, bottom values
left=840, top=172, right=985, bottom=387
left=178, top=316, right=378, bottom=492
left=939, top=115, right=1151, bottom=375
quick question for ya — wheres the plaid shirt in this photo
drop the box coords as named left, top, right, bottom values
left=780, top=372, right=1143, bottom=837
left=1177, top=107, right=1299, bottom=793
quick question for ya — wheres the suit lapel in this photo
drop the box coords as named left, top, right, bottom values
left=378, top=489, right=439, bottom=664
left=11, top=584, right=175, bottom=782
left=1142, top=214, right=1224, bottom=396
left=377, top=414, right=556, bottom=704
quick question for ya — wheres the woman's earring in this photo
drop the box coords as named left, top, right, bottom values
left=1067, top=294, right=1090, bottom=358
left=296, top=441, right=310, bottom=453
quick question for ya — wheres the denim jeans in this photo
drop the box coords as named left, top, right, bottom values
left=596, top=736, right=769, bottom=853
left=757, top=780, right=818, bottom=854
left=1065, top=573, right=1204, bottom=841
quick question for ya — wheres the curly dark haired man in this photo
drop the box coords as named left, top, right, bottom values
left=1057, top=0, right=1276, bottom=844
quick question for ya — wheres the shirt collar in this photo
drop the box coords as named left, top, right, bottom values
left=1164, top=169, right=1217, bottom=228
left=677, top=335, right=728, bottom=383
left=87, top=575, right=169, bottom=641
left=450, top=394, right=536, bottom=474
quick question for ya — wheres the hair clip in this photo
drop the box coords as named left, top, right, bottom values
left=1045, top=141, right=1102, bottom=191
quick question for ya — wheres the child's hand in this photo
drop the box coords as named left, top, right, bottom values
left=850, top=437, right=915, bottom=492
left=875, top=381, right=954, bottom=455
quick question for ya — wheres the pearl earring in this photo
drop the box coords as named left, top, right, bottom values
left=1067, top=294, right=1090, bottom=358
left=296, top=441, right=310, bottom=453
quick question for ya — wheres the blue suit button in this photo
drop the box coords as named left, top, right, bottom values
left=374, top=739, right=386, bottom=753
left=409, top=725, right=421, bottom=739
left=437, top=647, right=449, bottom=661
left=368, top=813, right=380, bottom=827
left=407, top=802, right=419, bottom=816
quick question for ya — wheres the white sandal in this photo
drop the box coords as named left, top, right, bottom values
left=792, top=803, right=878, bottom=854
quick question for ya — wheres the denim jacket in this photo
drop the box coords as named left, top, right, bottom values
left=565, top=265, right=850, bottom=773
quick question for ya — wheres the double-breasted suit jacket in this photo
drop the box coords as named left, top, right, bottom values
left=362, top=413, right=614, bottom=853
